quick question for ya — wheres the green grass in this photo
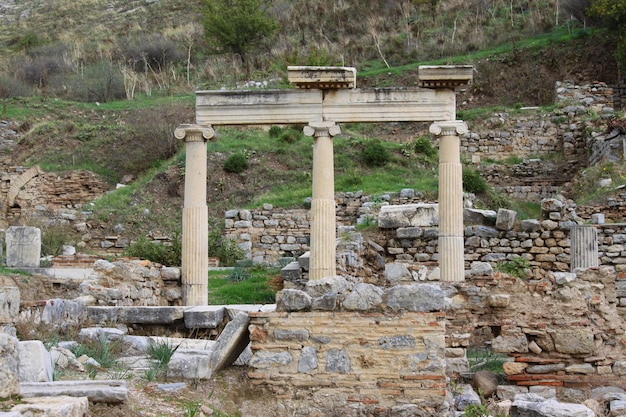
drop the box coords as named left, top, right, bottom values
left=207, top=267, right=279, bottom=305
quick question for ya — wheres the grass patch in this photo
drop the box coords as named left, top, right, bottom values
left=208, top=266, right=279, bottom=305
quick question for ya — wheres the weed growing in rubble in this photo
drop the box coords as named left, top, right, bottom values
left=180, top=400, right=202, bottom=417
left=147, top=339, right=179, bottom=366
left=495, top=257, right=531, bottom=279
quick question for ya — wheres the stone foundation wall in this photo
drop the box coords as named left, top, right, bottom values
left=248, top=311, right=447, bottom=416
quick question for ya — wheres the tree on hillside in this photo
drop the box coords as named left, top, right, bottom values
left=201, top=0, right=279, bottom=76
left=587, top=0, right=626, bottom=68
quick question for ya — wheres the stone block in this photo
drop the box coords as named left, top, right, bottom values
left=209, top=312, right=250, bottom=372
left=384, top=283, right=444, bottom=312
left=11, top=395, right=88, bottom=417
left=86, top=306, right=119, bottom=324
left=305, top=275, right=351, bottom=298
left=552, top=328, right=594, bottom=354
left=280, top=262, right=302, bottom=281
left=184, top=306, right=225, bottom=329
left=384, top=262, right=412, bottom=285
left=0, top=287, right=19, bottom=324
left=18, top=340, right=53, bottom=383
left=276, top=289, right=312, bottom=312
left=0, top=333, right=19, bottom=399
left=464, top=208, right=497, bottom=226
left=6, top=226, right=41, bottom=268
left=298, top=251, right=310, bottom=271
left=19, top=380, right=127, bottom=403
left=117, top=306, right=184, bottom=324
left=496, top=208, right=517, bottom=231
left=378, top=204, right=438, bottom=228
left=167, top=349, right=213, bottom=380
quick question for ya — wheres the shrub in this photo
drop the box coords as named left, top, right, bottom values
left=123, top=234, right=182, bottom=266
left=496, top=257, right=531, bottom=279
left=121, top=35, right=184, bottom=74
left=223, top=152, right=249, bottom=173
left=57, top=61, right=125, bottom=103
left=208, top=228, right=245, bottom=266
left=278, top=128, right=301, bottom=144
left=268, top=125, right=282, bottom=138
left=413, top=136, right=437, bottom=158
left=463, top=167, right=487, bottom=194
left=40, top=223, right=75, bottom=257
left=227, top=267, right=252, bottom=282
left=361, top=140, right=390, bottom=167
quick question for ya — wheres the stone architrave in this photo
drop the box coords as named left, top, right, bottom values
left=6, top=226, right=41, bottom=268
left=174, top=125, right=215, bottom=306
left=430, top=121, right=468, bottom=282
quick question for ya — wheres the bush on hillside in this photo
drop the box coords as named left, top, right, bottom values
left=462, top=167, right=487, bottom=194
left=57, top=61, right=125, bottom=102
left=208, top=228, right=245, bottom=267
left=361, top=140, right=390, bottom=167
left=123, top=234, right=182, bottom=266
left=224, top=152, right=249, bottom=173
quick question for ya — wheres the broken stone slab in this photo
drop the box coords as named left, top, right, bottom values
left=0, top=287, right=19, bottom=324
left=305, top=275, right=352, bottom=298
left=167, top=349, right=213, bottom=380
left=19, top=380, right=128, bottom=403
left=280, top=261, right=302, bottom=281
left=276, top=289, right=311, bottom=312
left=184, top=305, right=225, bottom=329
left=225, top=304, right=275, bottom=320
left=384, top=263, right=412, bottom=285
left=117, top=306, right=184, bottom=324
left=42, top=298, right=87, bottom=328
left=298, top=251, right=310, bottom=271
left=11, top=395, right=89, bottom=416
left=6, top=226, right=41, bottom=268
left=463, top=208, right=497, bottom=226
left=0, top=333, right=19, bottom=399
left=86, top=306, right=119, bottom=324
left=341, top=283, right=383, bottom=311
left=496, top=208, right=517, bottom=231
left=18, top=340, right=53, bottom=383
left=511, top=393, right=594, bottom=417
left=78, top=327, right=126, bottom=342
left=378, top=204, right=438, bottom=228
left=210, top=311, right=250, bottom=372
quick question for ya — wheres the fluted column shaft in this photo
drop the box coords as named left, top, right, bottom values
left=175, top=124, right=215, bottom=306
left=304, top=121, right=341, bottom=280
left=570, top=225, right=599, bottom=272
left=431, top=121, right=468, bottom=282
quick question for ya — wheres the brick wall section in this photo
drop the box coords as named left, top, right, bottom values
left=248, top=311, right=447, bottom=416
left=447, top=268, right=626, bottom=391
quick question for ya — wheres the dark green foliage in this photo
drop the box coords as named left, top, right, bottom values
left=413, top=136, right=437, bottom=158
left=40, top=223, right=75, bottom=257
left=202, top=0, right=278, bottom=74
left=495, top=257, right=531, bottom=279
left=462, top=167, right=487, bottom=194
left=224, top=152, right=249, bottom=173
left=208, top=228, right=245, bottom=267
left=278, top=128, right=301, bottom=144
left=123, top=234, right=182, bottom=266
left=268, top=125, right=282, bottom=138
left=361, top=140, right=390, bottom=167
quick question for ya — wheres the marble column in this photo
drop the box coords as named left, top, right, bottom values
left=304, top=121, right=341, bottom=280
left=174, top=124, right=215, bottom=305
left=430, top=121, right=468, bottom=282
left=570, top=225, right=599, bottom=272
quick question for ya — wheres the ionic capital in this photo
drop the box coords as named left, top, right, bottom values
left=429, top=121, right=468, bottom=137
left=303, top=121, right=341, bottom=138
left=174, top=124, right=215, bottom=142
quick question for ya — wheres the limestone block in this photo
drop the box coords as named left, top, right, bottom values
left=6, top=226, right=41, bottom=268
left=384, top=283, right=445, bottom=312
left=467, top=261, right=494, bottom=277
left=465, top=225, right=498, bottom=238
left=384, top=262, right=412, bottom=285
left=491, top=335, right=528, bottom=353
left=42, top=298, right=87, bottom=328
left=496, top=208, right=517, bottom=231
left=551, top=328, right=594, bottom=354
left=11, top=395, right=89, bottom=417
left=528, top=386, right=557, bottom=399
left=488, top=294, right=511, bottom=308
left=167, top=349, right=213, bottom=380
left=19, top=380, right=127, bottom=403
left=305, top=275, right=351, bottom=298
left=503, top=362, right=528, bottom=375
left=325, top=348, right=350, bottom=374
left=78, top=327, right=125, bottom=342
left=117, top=306, right=184, bottom=324
left=249, top=351, right=293, bottom=368
left=209, top=312, right=250, bottom=372
left=526, top=363, right=565, bottom=373
left=613, top=361, right=626, bottom=376
left=378, top=204, right=438, bottom=229
left=312, top=293, right=337, bottom=311
left=298, top=346, right=318, bottom=373
left=497, top=385, right=528, bottom=401
left=454, top=384, right=481, bottom=411
left=566, top=363, right=595, bottom=374
left=276, top=289, right=312, bottom=312
left=183, top=306, right=225, bottom=329
left=520, top=219, right=542, bottom=232
left=280, top=262, right=302, bottom=281
left=511, top=396, right=594, bottom=417
left=18, top=340, right=53, bottom=383
left=0, top=287, right=19, bottom=324
left=0, top=333, right=19, bottom=399
left=464, top=208, right=497, bottom=226
left=341, top=283, right=383, bottom=311
left=160, top=267, right=181, bottom=281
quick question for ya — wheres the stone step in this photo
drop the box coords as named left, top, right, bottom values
left=20, top=380, right=127, bottom=403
